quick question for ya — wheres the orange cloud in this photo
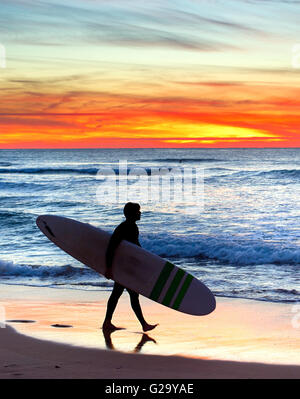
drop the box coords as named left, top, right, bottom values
left=0, top=80, right=299, bottom=148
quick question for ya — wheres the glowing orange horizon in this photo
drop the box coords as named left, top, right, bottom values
left=1, top=80, right=299, bottom=149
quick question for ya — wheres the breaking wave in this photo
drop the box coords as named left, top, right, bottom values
left=142, top=233, right=300, bottom=266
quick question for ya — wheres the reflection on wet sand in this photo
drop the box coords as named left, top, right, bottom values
left=102, top=329, right=157, bottom=353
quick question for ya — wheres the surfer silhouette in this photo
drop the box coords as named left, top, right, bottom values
left=102, top=202, right=158, bottom=332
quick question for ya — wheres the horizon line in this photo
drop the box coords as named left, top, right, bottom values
left=0, top=147, right=299, bottom=150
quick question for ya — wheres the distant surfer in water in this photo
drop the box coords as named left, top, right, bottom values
left=102, top=202, right=158, bottom=332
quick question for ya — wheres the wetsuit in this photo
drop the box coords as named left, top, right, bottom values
left=106, top=220, right=141, bottom=269
left=104, top=220, right=145, bottom=325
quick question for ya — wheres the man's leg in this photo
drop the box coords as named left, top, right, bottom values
left=127, top=289, right=158, bottom=332
left=102, top=282, right=124, bottom=331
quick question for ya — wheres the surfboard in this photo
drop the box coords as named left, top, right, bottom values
left=36, top=215, right=216, bottom=316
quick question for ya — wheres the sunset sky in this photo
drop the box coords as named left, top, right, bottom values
left=1, top=0, right=300, bottom=148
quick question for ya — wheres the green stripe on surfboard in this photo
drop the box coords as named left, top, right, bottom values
left=162, top=269, right=185, bottom=306
left=150, top=261, right=174, bottom=301
left=172, top=274, right=193, bottom=310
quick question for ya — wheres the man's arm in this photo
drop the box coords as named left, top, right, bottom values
left=105, top=225, right=123, bottom=279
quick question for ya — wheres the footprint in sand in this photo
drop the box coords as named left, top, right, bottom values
left=51, top=324, right=73, bottom=328
left=6, top=320, right=36, bottom=324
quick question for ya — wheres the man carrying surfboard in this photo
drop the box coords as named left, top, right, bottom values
left=102, top=202, right=158, bottom=332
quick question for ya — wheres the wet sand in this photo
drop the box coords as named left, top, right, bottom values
left=0, top=284, right=300, bottom=379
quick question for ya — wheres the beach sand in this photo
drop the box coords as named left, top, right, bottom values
left=0, top=284, right=299, bottom=379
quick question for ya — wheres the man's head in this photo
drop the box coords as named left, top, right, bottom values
left=123, top=202, right=141, bottom=221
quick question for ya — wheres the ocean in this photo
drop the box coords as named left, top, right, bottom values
left=0, top=148, right=299, bottom=304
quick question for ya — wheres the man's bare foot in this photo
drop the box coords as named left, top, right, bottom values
left=142, top=323, right=158, bottom=332
left=102, top=321, right=124, bottom=331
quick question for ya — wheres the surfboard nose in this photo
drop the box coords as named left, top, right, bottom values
left=36, top=215, right=52, bottom=224
left=36, top=215, right=43, bottom=227
left=36, top=215, right=57, bottom=238
left=36, top=215, right=48, bottom=227
left=36, top=215, right=51, bottom=229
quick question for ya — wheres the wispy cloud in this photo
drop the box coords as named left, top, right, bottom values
left=1, top=0, right=275, bottom=50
